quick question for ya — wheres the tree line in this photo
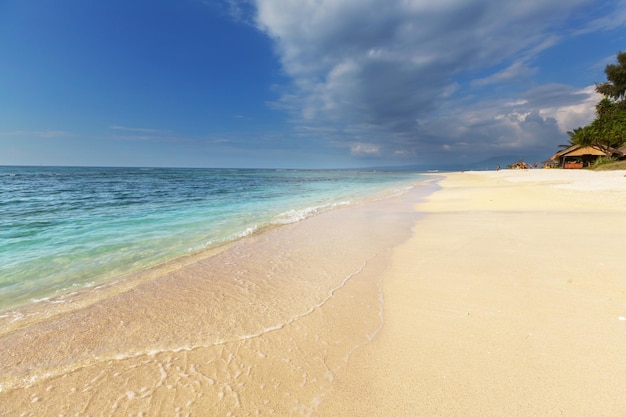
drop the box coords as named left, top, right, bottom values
left=563, top=51, right=626, bottom=150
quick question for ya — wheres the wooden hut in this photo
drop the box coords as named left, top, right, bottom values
left=550, top=144, right=613, bottom=169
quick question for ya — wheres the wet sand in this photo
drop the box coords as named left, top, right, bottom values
left=320, top=169, right=626, bottom=416
left=0, top=182, right=430, bottom=416
left=2, top=170, right=625, bottom=416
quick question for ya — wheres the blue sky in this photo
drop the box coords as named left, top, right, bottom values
left=1, top=0, right=625, bottom=169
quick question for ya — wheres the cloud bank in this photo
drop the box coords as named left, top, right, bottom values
left=244, top=0, right=623, bottom=165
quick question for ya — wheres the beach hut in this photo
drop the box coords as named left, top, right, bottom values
left=550, top=144, right=614, bottom=168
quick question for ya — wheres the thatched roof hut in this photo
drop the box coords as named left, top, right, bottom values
left=550, top=144, right=614, bottom=168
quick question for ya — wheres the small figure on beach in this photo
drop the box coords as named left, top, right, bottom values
left=496, top=164, right=500, bottom=171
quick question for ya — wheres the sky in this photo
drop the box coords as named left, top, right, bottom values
left=1, top=0, right=625, bottom=169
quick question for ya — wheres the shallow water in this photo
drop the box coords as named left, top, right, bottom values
left=0, top=166, right=422, bottom=313
left=0, top=177, right=436, bottom=416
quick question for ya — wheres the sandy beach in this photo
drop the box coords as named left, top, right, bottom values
left=1, top=169, right=625, bottom=416
left=320, top=169, right=626, bottom=416
left=0, top=179, right=427, bottom=416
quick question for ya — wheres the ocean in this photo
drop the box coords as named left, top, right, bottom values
left=0, top=166, right=424, bottom=313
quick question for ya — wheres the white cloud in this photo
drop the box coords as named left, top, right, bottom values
left=572, top=0, right=626, bottom=34
left=243, top=0, right=619, bottom=164
left=538, top=85, right=600, bottom=132
left=472, top=61, right=537, bottom=87
left=410, top=83, right=594, bottom=158
left=350, top=142, right=380, bottom=156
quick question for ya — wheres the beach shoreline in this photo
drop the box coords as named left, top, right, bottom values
left=1, top=169, right=625, bottom=416
left=0, top=178, right=433, bottom=415
left=319, top=169, right=626, bottom=416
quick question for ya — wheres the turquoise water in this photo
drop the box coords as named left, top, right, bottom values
left=0, top=166, right=423, bottom=311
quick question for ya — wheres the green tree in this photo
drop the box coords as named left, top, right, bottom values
left=596, top=51, right=626, bottom=108
left=569, top=124, right=596, bottom=146
left=589, top=97, right=626, bottom=149
left=560, top=127, right=583, bottom=148
left=565, top=51, right=626, bottom=151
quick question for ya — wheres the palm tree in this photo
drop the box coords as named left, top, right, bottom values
left=558, top=127, right=582, bottom=149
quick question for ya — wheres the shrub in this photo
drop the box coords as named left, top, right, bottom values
left=590, top=156, right=616, bottom=168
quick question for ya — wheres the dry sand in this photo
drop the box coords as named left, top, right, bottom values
left=319, top=169, right=626, bottom=416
